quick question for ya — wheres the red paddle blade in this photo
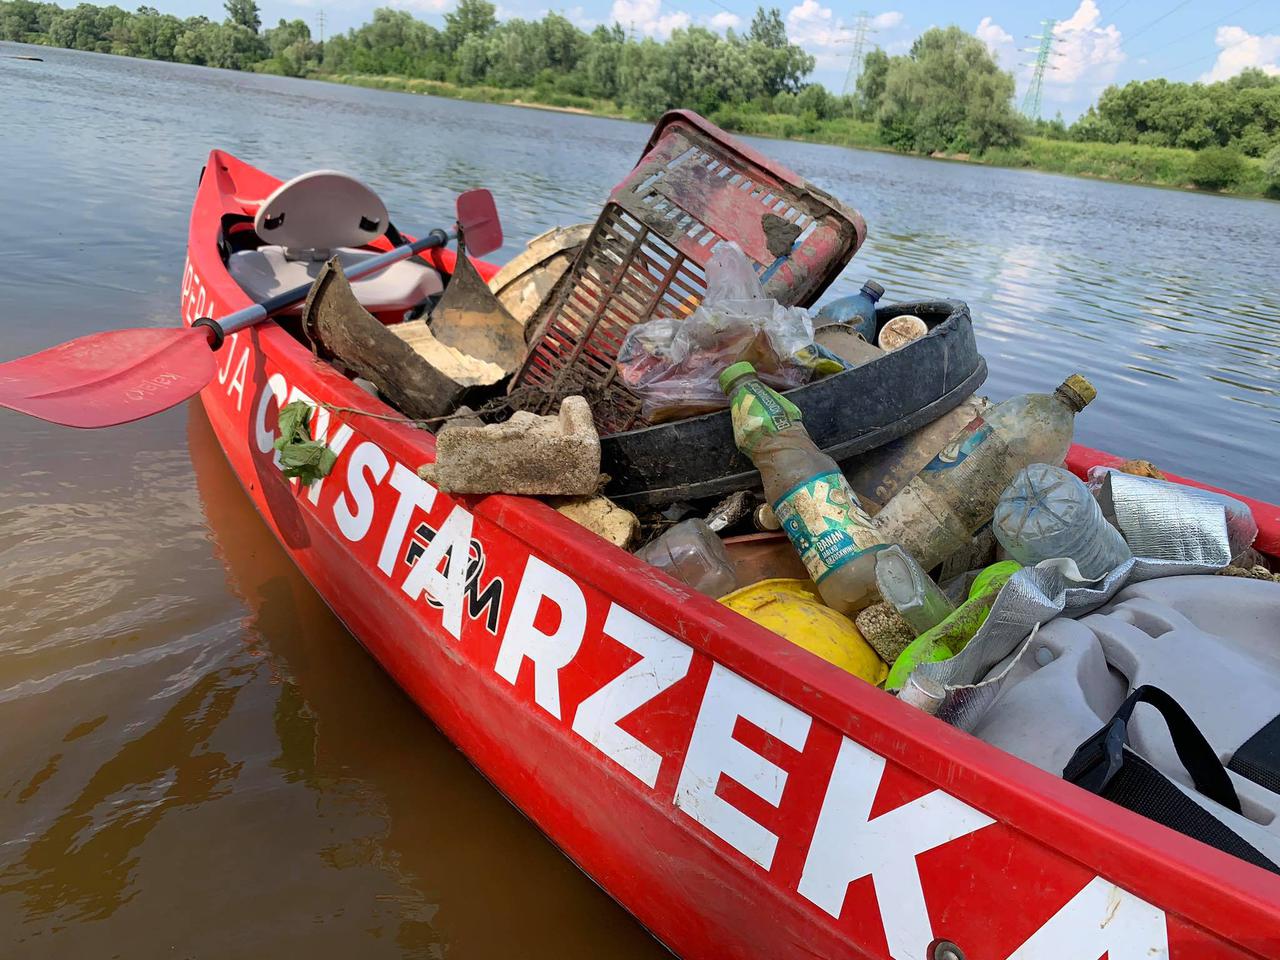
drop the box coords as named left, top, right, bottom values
left=0, top=327, right=218, bottom=428
left=456, top=188, right=503, bottom=256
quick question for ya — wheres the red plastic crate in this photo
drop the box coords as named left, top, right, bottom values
left=514, top=110, right=868, bottom=434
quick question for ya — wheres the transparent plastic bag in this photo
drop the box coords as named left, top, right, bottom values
left=616, top=244, right=839, bottom=423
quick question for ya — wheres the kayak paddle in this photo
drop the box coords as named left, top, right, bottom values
left=0, top=189, right=502, bottom=429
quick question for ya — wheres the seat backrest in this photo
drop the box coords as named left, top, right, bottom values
left=254, top=170, right=388, bottom=255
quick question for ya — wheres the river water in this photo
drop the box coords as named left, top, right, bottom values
left=1, top=42, right=1277, bottom=958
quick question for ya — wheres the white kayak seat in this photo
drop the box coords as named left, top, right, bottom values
left=227, top=169, right=443, bottom=313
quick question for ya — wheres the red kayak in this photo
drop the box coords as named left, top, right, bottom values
left=186, top=149, right=1280, bottom=960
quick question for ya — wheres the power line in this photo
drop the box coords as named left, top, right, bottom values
left=1020, top=19, right=1062, bottom=121
left=1127, top=0, right=1263, bottom=60
left=840, top=11, right=876, bottom=96
left=1166, top=19, right=1280, bottom=72
left=1122, top=0, right=1195, bottom=49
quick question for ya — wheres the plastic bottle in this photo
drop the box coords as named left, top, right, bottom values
left=844, top=395, right=993, bottom=512
left=815, top=280, right=884, bottom=343
left=634, top=519, right=738, bottom=598
left=993, top=463, right=1132, bottom=579
left=873, top=375, right=1097, bottom=572
left=719, top=361, right=889, bottom=614
left=874, top=545, right=955, bottom=635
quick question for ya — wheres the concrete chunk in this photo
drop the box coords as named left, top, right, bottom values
left=419, top=396, right=601, bottom=496
left=550, top=495, right=640, bottom=549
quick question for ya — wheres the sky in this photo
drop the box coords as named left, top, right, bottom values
left=183, top=0, right=1280, bottom=120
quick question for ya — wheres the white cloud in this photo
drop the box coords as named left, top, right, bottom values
left=785, top=0, right=841, bottom=49
left=870, top=11, right=902, bottom=30
left=564, top=5, right=598, bottom=28
left=1048, top=0, right=1125, bottom=87
left=1200, top=25, right=1280, bottom=83
left=610, top=0, right=690, bottom=38
left=387, top=0, right=449, bottom=12
left=975, top=16, right=1015, bottom=70
left=709, top=10, right=741, bottom=30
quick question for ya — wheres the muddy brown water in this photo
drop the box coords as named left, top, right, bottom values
left=1, top=41, right=1277, bottom=958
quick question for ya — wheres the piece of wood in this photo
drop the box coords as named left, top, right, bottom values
left=301, top=258, right=469, bottom=421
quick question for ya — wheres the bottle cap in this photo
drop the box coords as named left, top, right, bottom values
left=862, top=280, right=885, bottom=300
left=1056, top=374, right=1097, bottom=412
left=718, top=361, right=757, bottom=394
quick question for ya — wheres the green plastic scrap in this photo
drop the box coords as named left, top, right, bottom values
left=884, top=562, right=1022, bottom=691
left=274, top=400, right=337, bottom=485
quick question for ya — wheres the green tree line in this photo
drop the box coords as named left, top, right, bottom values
left=3, top=0, right=1278, bottom=191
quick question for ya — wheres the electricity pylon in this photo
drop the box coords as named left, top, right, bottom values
left=1020, top=19, right=1061, bottom=120
left=841, top=12, right=876, bottom=97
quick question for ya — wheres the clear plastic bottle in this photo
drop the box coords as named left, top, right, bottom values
left=874, top=545, right=955, bottom=635
left=873, top=375, right=1097, bottom=571
left=994, top=463, right=1132, bottom=579
left=633, top=518, right=738, bottom=598
left=815, top=280, right=884, bottom=343
left=719, top=361, right=889, bottom=614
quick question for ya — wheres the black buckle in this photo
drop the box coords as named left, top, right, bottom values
left=1064, top=715, right=1129, bottom=795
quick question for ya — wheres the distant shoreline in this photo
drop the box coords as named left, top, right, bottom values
left=319, top=73, right=1276, bottom=202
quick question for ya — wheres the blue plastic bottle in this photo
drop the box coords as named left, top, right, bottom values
left=815, top=280, right=885, bottom=343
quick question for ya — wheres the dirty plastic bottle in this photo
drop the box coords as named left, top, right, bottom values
left=873, top=375, right=1097, bottom=572
left=634, top=518, right=738, bottom=598
left=993, top=463, right=1132, bottom=579
left=844, top=395, right=993, bottom=512
left=815, top=280, right=884, bottom=343
left=719, top=361, right=889, bottom=614
left=874, top=545, right=955, bottom=635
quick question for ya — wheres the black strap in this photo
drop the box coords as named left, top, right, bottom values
left=1065, top=686, right=1280, bottom=875
left=1065, top=685, right=1241, bottom=812
left=1229, top=714, right=1280, bottom=795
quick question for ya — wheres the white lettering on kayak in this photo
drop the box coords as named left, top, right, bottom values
left=675, top=663, right=812, bottom=870
left=571, top=605, right=694, bottom=788
left=226, top=343, right=248, bottom=412
left=255, top=372, right=289, bottom=460
left=496, top=556, right=587, bottom=720
left=797, top=736, right=995, bottom=960
left=401, top=505, right=474, bottom=640
left=379, top=463, right=436, bottom=576
left=228, top=355, right=1178, bottom=959
left=1005, top=876, right=1169, bottom=960
left=335, top=441, right=390, bottom=542
left=217, top=332, right=239, bottom=385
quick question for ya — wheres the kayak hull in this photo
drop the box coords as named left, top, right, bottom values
left=187, top=150, right=1280, bottom=960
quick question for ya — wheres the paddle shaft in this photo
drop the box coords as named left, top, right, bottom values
left=210, top=227, right=452, bottom=340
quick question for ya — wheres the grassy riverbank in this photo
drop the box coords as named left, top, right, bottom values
left=323, top=73, right=1275, bottom=201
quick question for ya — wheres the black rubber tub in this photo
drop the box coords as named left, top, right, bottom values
left=601, top=299, right=986, bottom=508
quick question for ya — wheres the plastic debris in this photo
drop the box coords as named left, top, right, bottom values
left=814, top=280, right=884, bottom=342
left=845, top=395, right=994, bottom=512
left=994, top=463, right=1132, bottom=580
left=633, top=518, right=737, bottom=598
left=721, top=361, right=889, bottom=614
left=812, top=323, right=884, bottom=367
left=877, top=314, right=928, bottom=351
left=615, top=244, right=830, bottom=423
left=874, top=545, right=956, bottom=635
left=720, top=579, right=887, bottom=684
left=875, top=375, right=1096, bottom=571
left=551, top=495, right=640, bottom=549
left=419, top=396, right=600, bottom=495
left=886, top=563, right=1019, bottom=691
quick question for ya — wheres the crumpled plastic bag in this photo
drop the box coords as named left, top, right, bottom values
left=616, top=243, right=841, bottom=423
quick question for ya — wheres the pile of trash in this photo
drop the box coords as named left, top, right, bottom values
left=295, top=109, right=1279, bottom=872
